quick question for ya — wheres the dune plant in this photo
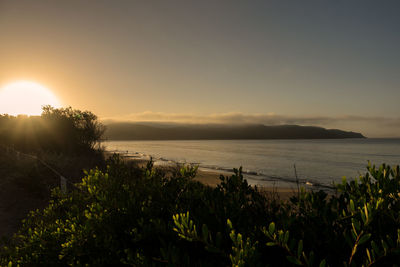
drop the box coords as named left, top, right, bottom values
left=1, top=158, right=400, bottom=266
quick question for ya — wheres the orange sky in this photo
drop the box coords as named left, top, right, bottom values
left=1, top=1, right=400, bottom=137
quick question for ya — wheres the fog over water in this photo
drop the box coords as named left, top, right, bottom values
left=105, top=139, right=400, bottom=189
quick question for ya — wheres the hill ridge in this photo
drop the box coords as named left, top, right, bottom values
left=104, top=122, right=365, bottom=140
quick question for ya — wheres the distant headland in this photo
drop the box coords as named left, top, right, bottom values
left=104, top=122, right=365, bottom=140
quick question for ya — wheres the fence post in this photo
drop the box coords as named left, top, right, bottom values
left=60, top=176, right=67, bottom=193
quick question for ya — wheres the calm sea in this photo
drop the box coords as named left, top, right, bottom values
left=104, top=139, right=400, bottom=189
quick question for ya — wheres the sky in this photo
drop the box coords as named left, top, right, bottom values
left=1, top=0, right=399, bottom=137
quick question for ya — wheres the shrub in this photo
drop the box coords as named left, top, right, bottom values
left=1, top=159, right=400, bottom=266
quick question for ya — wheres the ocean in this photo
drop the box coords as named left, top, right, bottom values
left=104, top=139, right=400, bottom=189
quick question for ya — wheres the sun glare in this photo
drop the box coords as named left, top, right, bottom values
left=0, top=81, right=61, bottom=116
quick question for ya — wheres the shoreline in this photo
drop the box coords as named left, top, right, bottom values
left=106, top=151, right=302, bottom=200
left=194, top=168, right=299, bottom=200
left=103, top=141, right=348, bottom=191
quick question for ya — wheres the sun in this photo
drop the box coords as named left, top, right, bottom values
left=0, top=81, right=61, bottom=116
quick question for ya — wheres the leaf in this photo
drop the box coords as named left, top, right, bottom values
left=297, top=239, right=303, bottom=258
left=202, top=224, right=209, bottom=242
left=278, top=230, right=284, bottom=243
left=397, top=229, right=400, bottom=246
left=366, top=248, right=372, bottom=263
left=371, top=240, right=380, bottom=255
left=309, top=251, right=315, bottom=266
left=319, top=259, right=326, bottom=267
left=237, top=233, right=242, bottom=243
left=286, top=255, right=302, bottom=265
left=351, top=230, right=357, bottom=241
left=350, top=199, right=355, bottom=212
left=359, top=234, right=371, bottom=245
left=227, top=219, right=233, bottom=230
left=269, top=222, right=275, bottom=235
left=364, top=204, right=369, bottom=222
left=381, top=239, right=389, bottom=252
left=342, top=209, right=347, bottom=217
left=352, top=218, right=360, bottom=232
left=302, top=251, right=309, bottom=265
left=352, top=223, right=358, bottom=236
left=284, top=230, right=290, bottom=244
left=361, top=211, right=367, bottom=224
left=386, top=234, right=394, bottom=247
left=266, top=242, right=276, bottom=246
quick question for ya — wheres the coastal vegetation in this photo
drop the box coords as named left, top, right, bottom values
left=1, top=156, right=399, bottom=266
left=0, top=107, right=398, bottom=266
left=0, top=107, right=106, bottom=237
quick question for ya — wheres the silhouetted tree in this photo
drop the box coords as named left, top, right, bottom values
left=0, top=106, right=105, bottom=154
left=41, top=106, right=105, bottom=152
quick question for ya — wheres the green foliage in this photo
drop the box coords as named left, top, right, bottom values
left=1, top=160, right=400, bottom=266
left=227, top=219, right=257, bottom=267
left=263, top=221, right=322, bottom=266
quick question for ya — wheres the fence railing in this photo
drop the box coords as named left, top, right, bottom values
left=0, top=144, right=78, bottom=193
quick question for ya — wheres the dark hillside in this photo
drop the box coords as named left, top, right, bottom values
left=105, top=122, right=365, bottom=140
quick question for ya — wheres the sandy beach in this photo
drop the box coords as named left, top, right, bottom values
left=195, top=168, right=298, bottom=200
left=113, top=153, right=299, bottom=200
left=103, top=149, right=303, bottom=200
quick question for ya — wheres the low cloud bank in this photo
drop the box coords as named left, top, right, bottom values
left=102, top=112, right=400, bottom=138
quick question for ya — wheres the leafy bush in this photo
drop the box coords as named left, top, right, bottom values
left=1, top=158, right=400, bottom=266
